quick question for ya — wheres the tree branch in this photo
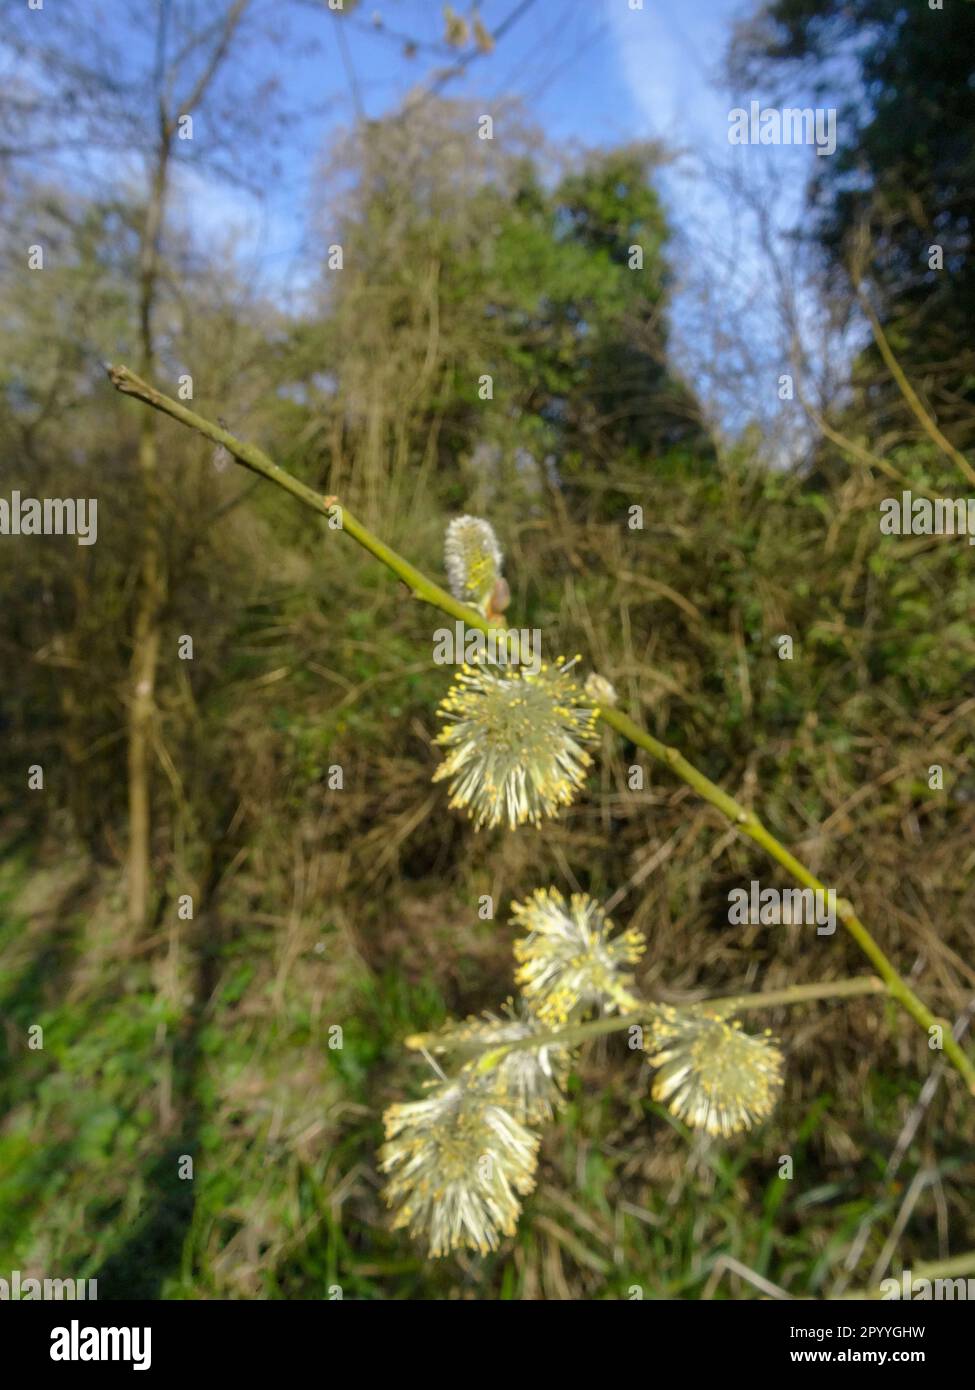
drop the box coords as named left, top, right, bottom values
left=104, top=363, right=975, bottom=1096
left=406, top=975, right=889, bottom=1068
left=856, top=287, right=975, bottom=489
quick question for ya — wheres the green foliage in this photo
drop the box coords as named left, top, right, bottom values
left=1, top=53, right=973, bottom=1298
left=311, top=109, right=710, bottom=525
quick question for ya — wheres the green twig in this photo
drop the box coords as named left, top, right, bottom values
left=402, top=975, right=888, bottom=1070
left=104, top=364, right=975, bottom=1095
left=598, top=705, right=972, bottom=1090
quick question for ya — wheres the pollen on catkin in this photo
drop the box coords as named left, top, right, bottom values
left=432, top=657, right=599, bottom=830
left=428, top=1000, right=572, bottom=1124
left=645, top=1006, right=784, bottom=1137
left=511, top=887, right=646, bottom=1024
left=379, top=1079, right=540, bottom=1257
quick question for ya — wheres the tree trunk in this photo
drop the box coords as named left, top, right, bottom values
left=126, top=128, right=170, bottom=931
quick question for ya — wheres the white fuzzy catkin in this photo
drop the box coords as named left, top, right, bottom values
left=444, top=515, right=503, bottom=611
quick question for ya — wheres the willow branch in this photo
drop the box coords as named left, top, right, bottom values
left=106, top=365, right=482, bottom=627
left=402, top=975, right=888, bottom=1068
left=104, top=364, right=975, bottom=1095
left=597, top=704, right=972, bottom=1089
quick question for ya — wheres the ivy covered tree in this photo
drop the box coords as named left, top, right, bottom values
left=306, top=104, right=711, bottom=526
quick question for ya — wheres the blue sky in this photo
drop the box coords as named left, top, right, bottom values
left=171, top=0, right=763, bottom=270
left=177, top=0, right=844, bottom=440
left=9, top=0, right=853, bottom=441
